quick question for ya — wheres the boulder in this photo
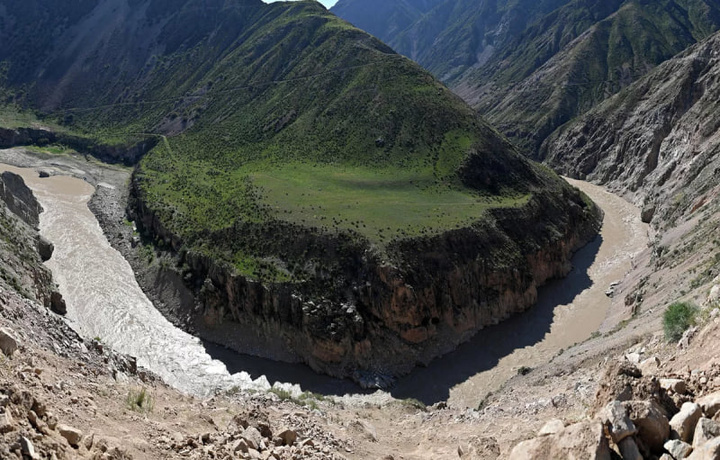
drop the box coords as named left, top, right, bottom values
left=508, top=421, right=611, bottom=460
left=618, top=437, right=643, bottom=460
left=638, top=357, right=661, bottom=376
left=671, top=403, right=703, bottom=442
left=692, top=418, right=720, bottom=449
left=38, top=170, right=50, bottom=178
left=679, top=327, right=699, bottom=349
left=58, top=424, right=83, bottom=446
left=20, top=436, right=37, bottom=460
left=665, top=440, right=693, bottom=459
left=697, top=392, right=720, bottom=418
left=0, top=327, right=19, bottom=357
left=50, top=291, right=67, bottom=315
left=688, top=437, right=720, bottom=459
left=37, top=236, right=54, bottom=261
left=0, top=171, right=42, bottom=228
left=0, top=411, right=13, bottom=433
left=599, top=401, right=637, bottom=443
left=707, top=285, right=719, bottom=305
left=275, top=429, right=297, bottom=447
left=538, top=419, right=565, bottom=436
left=241, top=426, right=263, bottom=450
left=641, top=206, right=656, bottom=224
left=233, top=439, right=249, bottom=453
left=660, top=379, right=688, bottom=395
left=624, top=400, right=670, bottom=454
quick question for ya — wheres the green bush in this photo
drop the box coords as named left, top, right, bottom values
left=663, top=302, right=698, bottom=342
left=126, top=387, right=154, bottom=413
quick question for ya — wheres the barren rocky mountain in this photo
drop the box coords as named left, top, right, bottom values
left=543, top=29, right=720, bottom=230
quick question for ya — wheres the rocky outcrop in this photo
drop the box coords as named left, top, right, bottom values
left=0, top=172, right=58, bottom=312
left=128, top=175, right=601, bottom=386
left=542, top=31, right=720, bottom=229
left=0, top=171, right=43, bottom=228
left=509, top=421, right=611, bottom=459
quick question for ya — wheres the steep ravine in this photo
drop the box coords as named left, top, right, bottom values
left=126, top=170, right=602, bottom=387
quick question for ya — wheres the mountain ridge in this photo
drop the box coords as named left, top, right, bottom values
left=332, top=0, right=720, bottom=154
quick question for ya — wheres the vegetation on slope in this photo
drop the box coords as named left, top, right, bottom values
left=333, top=0, right=720, bottom=155
left=1, top=0, right=583, bottom=283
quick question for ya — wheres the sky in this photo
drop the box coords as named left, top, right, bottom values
left=264, top=0, right=338, bottom=8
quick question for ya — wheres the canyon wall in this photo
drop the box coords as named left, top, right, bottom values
left=128, top=179, right=601, bottom=387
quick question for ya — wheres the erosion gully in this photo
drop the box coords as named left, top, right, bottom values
left=0, top=159, right=647, bottom=408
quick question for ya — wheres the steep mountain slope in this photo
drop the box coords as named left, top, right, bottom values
left=465, top=0, right=720, bottom=154
left=543, top=29, right=720, bottom=231
left=332, top=0, right=569, bottom=82
left=0, top=0, right=600, bottom=384
left=333, top=0, right=720, bottom=155
left=330, top=0, right=443, bottom=41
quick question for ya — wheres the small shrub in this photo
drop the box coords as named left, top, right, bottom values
left=399, top=398, right=426, bottom=411
left=268, top=387, right=292, bottom=401
left=663, top=302, right=698, bottom=342
left=126, top=387, right=154, bottom=413
left=517, top=366, right=533, bottom=376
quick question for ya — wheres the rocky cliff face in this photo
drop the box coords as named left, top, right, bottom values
left=128, top=175, right=601, bottom=386
left=0, top=171, right=43, bottom=228
left=542, top=31, right=720, bottom=231
left=0, top=171, right=56, bottom=310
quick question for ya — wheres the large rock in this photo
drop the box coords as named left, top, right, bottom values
left=275, top=429, right=297, bottom=447
left=665, top=439, right=693, bottom=459
left=508, top=421, right=611, bottom=460
left=692, top=418, right=720, bottom=449
left=688, top=437, right=720, bottom=459
left=0, top=411, right=13, bottom=433
left=58, top=424, right=83, bottom=447
left=50, top=291, right=67, bottom=315
left=20, top=436, right=37, bottom=460
left=660, top=379, right=687, bottom=395
left=638, top=357, right=661, bottom=377
left=0, top=327, right=19, bottom=357
left=241, top=426, right=263, bottom=450
left=37, top=237, right=54, bottom=262
left=618, top=437, right=643, bottom=460
left=697, top=392, right=720, bottom=418
left=640, top=205, right=656, bottom=224
left=599, top=401, right=637, bottom=443
left=538, top=419, right=565, bottom=436
left=670, top=403, right=703, bottom=443
left=624, top=400, right=670, bottom=454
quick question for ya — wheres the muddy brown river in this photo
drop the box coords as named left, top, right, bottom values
left=0, top=163, right=274, bottom=396
left=0, top=159, right=648, bottom=406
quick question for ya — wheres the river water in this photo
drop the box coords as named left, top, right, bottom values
left=0, top=163, right=273, bottom=396
left=0, top=161, right=647, bottom=405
